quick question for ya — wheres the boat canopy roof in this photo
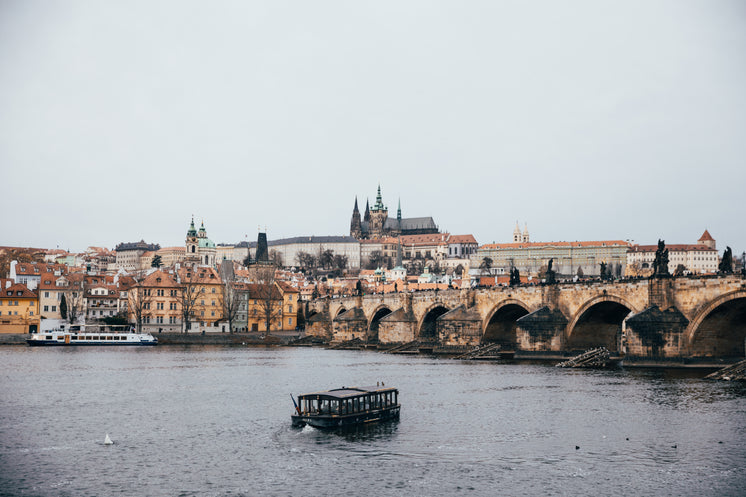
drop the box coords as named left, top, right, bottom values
left=298, top=386, right=396, bottom=400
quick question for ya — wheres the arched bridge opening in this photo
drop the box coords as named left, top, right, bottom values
left=334, top=307, right=347, bottom=318
left=483, top=303, right=529, bottom=348
left=419, top=305, right=450, bottom=343
left=568, top=300, right=632, bottom=353
left=369, top=307, right=392, bottom=342
left=690, top=297, right=746, bottom=358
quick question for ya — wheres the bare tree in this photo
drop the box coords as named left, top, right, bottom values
left=220, top=275, right=242, bottom=333
left=177, top=267, right=201, bottom=333
left=295, top=251, right=314, bottom=270
left=128, top=283, right=152, bottom=333
left=253, top=265, right=283, bottom=333
left=319, top=249, right=334, bottom=270
left=479, top=256, right=493, bottom=275
left=269, top=249, right=284, bottom=267
left=64, top=287, right=85, bottom=325
left=366, top=250, right=384, bottom=270
left=333, top=254, right=348, bottom=271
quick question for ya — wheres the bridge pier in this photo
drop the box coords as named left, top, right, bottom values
left=378, top=293, right=416, bottom=344
left=624, top=306, right=689, bottom=358
left=515, top=307, right=568, bottom=352
left=438, top=306, right=482, bottom=347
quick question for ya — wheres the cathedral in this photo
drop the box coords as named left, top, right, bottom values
left=350, top=185, right=439, bottom=240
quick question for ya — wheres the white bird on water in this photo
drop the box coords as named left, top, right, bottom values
left=104, top=433, right=114, bottom=445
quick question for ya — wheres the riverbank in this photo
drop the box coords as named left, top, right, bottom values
left=0, top=333, right=738, bottom=369
left=0, top=332, right=301, bottom=346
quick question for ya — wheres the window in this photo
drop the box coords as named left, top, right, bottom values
left=44, top=292, right=50, bottom=298
left=52, top=306, right=56, bottom=312
left=157, top=302, right=164, bottom=310
left=157, top=289, right=164, bottom=297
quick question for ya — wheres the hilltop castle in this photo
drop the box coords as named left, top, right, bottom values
left=350, top=185, right=439, bottom=240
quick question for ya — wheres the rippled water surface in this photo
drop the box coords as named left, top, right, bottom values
left=1, top=346, right=744, bottom=496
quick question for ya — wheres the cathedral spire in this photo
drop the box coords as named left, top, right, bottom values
left=364, top=199, right=370, bottom=222
left=374, top=184, right=385, bottom=210
left=397, top=198, right=402, bottom=222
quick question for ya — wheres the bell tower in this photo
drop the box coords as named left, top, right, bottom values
left=186, top=216, right=199, bottom=259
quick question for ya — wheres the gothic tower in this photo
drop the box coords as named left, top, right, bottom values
left=350, top=197, right=362, bottom=238
left=369, top=184, right=389, bottom=239
left=513, top=221, right=521, bottom=243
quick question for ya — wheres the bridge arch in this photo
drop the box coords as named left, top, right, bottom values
left=566, top=295, right=638, bottom=353
left=482, top=299, right=531, bottom=347
left=417, top=303, right=451, bottom=342
left=368, top=305, right=393, bottom=342
left=685, top=290, right=746, bottom=357
left=334, top=306, right=347, bottom=318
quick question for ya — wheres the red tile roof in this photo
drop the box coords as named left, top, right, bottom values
left=698, top=230, right=714, bottom=242
left=481, top=240, right=630, bottom=250
left=2, top=283, right=37, bottom=299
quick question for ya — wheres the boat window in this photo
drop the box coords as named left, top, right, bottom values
left=45, top=335, right=52, bottom=340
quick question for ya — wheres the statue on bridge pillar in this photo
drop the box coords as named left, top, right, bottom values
left=545, top=258, right=556, bottom=285
left=718, top=246, right=733, bottom=274
left=510, top=267, right=520, bottom=286
left=652, top=239, right=670, bottom=277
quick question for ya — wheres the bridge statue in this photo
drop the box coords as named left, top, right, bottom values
left=653, top=239, right=670, bottom=277
left=545, top=258, right=556, bottom=285
left=719, top=246, right=733, bottom=274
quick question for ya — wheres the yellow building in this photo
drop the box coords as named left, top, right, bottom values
left=135, top=269, right=182, bottom=333
left=246, top=281, right=299, bottom=332
left=0, top=281, right=40, bottom=333
left=178, top=266, right=224, bottom=332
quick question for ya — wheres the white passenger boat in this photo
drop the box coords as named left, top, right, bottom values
left=26, top=325, right=157, bottom=346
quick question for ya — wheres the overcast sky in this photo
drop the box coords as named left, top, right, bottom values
left=1, top=1, right=745, bottom=254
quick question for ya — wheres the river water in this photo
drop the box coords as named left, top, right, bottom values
left=0, top=346, right=744, bottom=497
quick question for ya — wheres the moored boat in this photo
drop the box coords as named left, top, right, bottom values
left=26, top=325, right=157, bottom=346
left=291, top=385, right=400, bottom=429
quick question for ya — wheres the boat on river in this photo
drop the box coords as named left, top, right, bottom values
left=291, top=385, right=400, bottom=429
left=26, top=325, right=157, bottom=346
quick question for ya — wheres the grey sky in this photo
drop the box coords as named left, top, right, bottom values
left=1, top=1, right=745, bottom=254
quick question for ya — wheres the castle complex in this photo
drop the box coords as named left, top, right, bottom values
left=350, top=185, right=438, bottom=240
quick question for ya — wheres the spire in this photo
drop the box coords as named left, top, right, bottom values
left=374, top=184, right=385, bottom=210
left=364, top=199, right=370, bottom=222
left=187, top=216, right=197, bottom=237
left=513, top=221, right=521, bottom=243
left=396, top=238, right=403, bottom=267
left=397, top=198, right=402, bottom=222
left=350, top=196, right=362, bottom=237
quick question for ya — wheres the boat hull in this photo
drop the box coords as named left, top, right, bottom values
left=26, top=340, right=157, bottom=346
left=292, top=406, right=400, bottom=429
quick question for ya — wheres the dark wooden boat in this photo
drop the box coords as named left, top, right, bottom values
left=291, top=386, right=400, bottom=429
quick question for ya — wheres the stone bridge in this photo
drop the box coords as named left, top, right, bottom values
left=305, top=275, right=746, bottom=359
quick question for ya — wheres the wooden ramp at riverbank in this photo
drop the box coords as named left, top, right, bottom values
left=705, top=358, right=746, bottom=381
left=383, top=341, right=420, bottom=354
left=453, top=343, right=503, bottom=360
left=556, top=347, right=611, bottom=368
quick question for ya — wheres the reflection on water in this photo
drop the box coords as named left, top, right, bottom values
left=0, top=347, right=744, bottom=497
